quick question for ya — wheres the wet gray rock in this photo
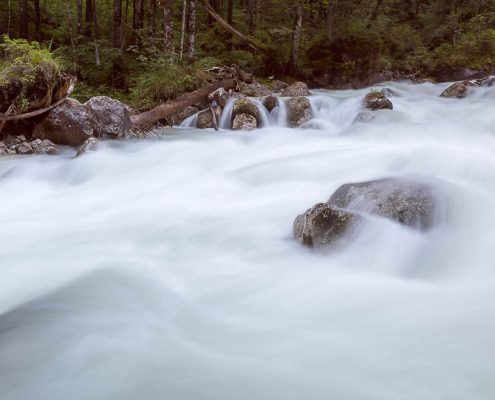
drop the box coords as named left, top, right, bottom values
left=328, top=178, right=438, bottom=230
left=210, top=87, right=230, bottom=107
left=33, top=99, right=98, bottom=146
left=31, top=139, right=59, bottom=155
left=263, top=95, right=279, bottom=113
left=76, top=137, right=99, bottom=156
left=15, top=142, right=33, bottom=154
left=85, top=96, right=133, bottom=138
left=196, top=109, right=215, bottom=129
left=281, top=81, right=310, bottom=97
left=286, top=97, right=313, bottom=127
left=232, top=97, right=260, bottom=123
left=269, top=79, right=289, bottom=92
left=232, top=113, right=257, bottom=130
left=363, top=92, right=393, bottom=111
left=293, top=203, right=359, bottom=249
left=239, top=81, right=271, bottom=97
left=440, top=81, right=474, bottom=98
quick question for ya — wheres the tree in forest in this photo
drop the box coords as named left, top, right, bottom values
left=187, top=0, right=196, bottom=62
left=18, top=0, right=28, bottom=38
left=287, top=0, right=303, bottom=75
left=162, top=0, right=173, bottom=58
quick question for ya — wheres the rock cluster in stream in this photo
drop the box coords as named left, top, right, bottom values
left=195, top=81, right=313, bottom=130
left=294, top=178, right=440, bottom=250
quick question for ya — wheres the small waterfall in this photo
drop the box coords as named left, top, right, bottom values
left=180, top=113, right=199, bottom=128
left=250, top=98, right=272, bottom=128
left=219, top=99, right=235, bottom=130
left=270, top=99, right=288, bottom=127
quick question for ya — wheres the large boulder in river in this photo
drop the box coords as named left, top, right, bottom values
left=362, top=92, right=393, bottom=111
left=286, top=97, right=313, bottom=127
left=440, top=81, right=474, bottom=99
left=294, top=178, right=440, bottom=250
left=33, top=99, right=98, bottom=146
left=232, top=97, right=260, bottom=122
left=328, top=178, right=438, bottom=230
left=281, top=81, right=310, bottom=97
left=263, top=95, right=279, bottom=113
left=84, top=96, right=133, bottom=138
left=232, top=113, right=257, bottom=130
left=294, top=203, right=359, bottom=249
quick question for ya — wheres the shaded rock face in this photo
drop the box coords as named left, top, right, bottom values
left=263, top=95, right=279, bottom=113
left=85, top=96, right=133, bottom=138
left=294, top=203, right=358, bottom=249
left=269, top=80, right=289, bottom=92
left=210, top=87, right=230, bottom=107
left=33, top=99, right=97, bottom=146
left=286, top=97, right=312, bottom=127
left=196, top=109, right=215, bottom=129
left=281, top=81, right=310, bottom=97
left=232, top=97, right=260, bottom=122
left=440, top=81, right=473, bottom=98
left=232, top=113, right=257, bottom=130
left=363, top=92, right=393, bottom=111
left=239, top=81, right=271, bottom=97
left=173, top=105, right=201, bottom=124
left=328, top=178, right=438, bottom=230
left=76, top=137, right=99, bottom=156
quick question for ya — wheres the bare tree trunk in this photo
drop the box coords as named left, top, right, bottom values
left=131, top=79, right=237, bottom=128
left=247, top=0, right=254, bottom=34
left=34, top=0, right=41, bottom=40
left=7, top=0, right=12, bottom=36
left=227, top=0, right=233, bottom=49
left=85, top=0, right=94, bottom=37
left=287, top=0, right=303, bottom=75
left=19, top=0, right=28, bottom=38
left=113, top=0, right=123, bottom=50
left=77, top=0, right=83, bottom=34
left=187, top=0, right=196, bottom=62
left=163, top=0, right=174, bottom=58
left=179, top=0, right=187, bottom=62
left=66, top=0, right=77, bottom=73
left=327, top=0, right=336, bottom=41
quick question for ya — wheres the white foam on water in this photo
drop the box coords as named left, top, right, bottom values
left=1, top=81, right=495, bottom=400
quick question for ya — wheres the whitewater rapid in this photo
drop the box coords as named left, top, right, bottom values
left=1, top=81, right=495, bottom=400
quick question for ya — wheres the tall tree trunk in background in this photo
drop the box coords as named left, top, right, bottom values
left=133, top=0, right=144, bottom=44
left=85, top=0, right=94, bottom=37
left=187, top=0, right=196, bottom=62
left=7, top=0, right=12, bottom=36
left=163, top=0, right=174, bottom=59
left=113, top=0, right=123, bottom=50
left=247, top=0, right=254, bottom=34
left=34, top=0, right=41, bottom=40
left=77, top=0, right=83, bottom=34
left=287, top=0, right=303, bottom=75
left=148, top=0, right=157, bottom=37
left=179, top=0, right=187, bottom=61
left=66, top=0, right=77, bottom=73
left=327, top=0, right=336, bottom=41
left=227, top=0, right=233, bottom=49
left=19, top=0, right=28, bottom=38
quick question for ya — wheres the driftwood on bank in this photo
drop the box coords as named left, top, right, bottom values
left=131, top=79, right=236, bottom=129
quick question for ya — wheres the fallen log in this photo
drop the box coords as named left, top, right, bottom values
left=131, top=79, right=236, bottom=129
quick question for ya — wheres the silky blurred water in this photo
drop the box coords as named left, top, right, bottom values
left=1, top=81, right=494, bottom=400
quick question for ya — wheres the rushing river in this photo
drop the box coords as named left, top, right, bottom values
left=1, top=81, right=495, bottom=400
